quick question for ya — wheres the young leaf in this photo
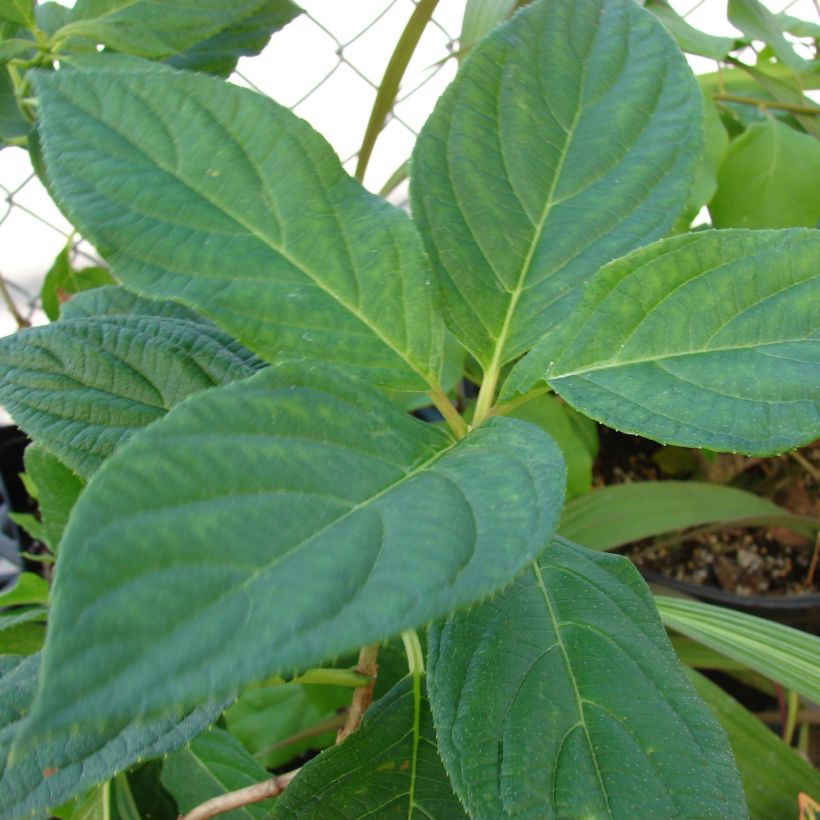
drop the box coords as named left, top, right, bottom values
left=411, top=0, right=700, bottom=372
left=688, top=669, right=820, bottom=820
left=40, top=242, right=115, bottom=321
left=32, top=59, right=443, bottom=391
left=644, top=0, right=735, bottom=60
left=728, top=0, right=807, bottom=73
left=427, top=538, right=745, bottom=818
left=165, top=1, right=302, bottom=77
left=0, top=653, right=228, bottom=820
left=161, top=727, right=273, bottom=819
left=274, top=677, right=468, bottom=818
left=656, top=597, right=820, bottom=705
left=511, top=229, right=820, bottom=455
left=0, top=571, right=48, bottom=607
left=16, top=362, right=565, bottom=748
left=709, top=118, right=820, bottom=229
left=56, top=1, right=273, bottom=60
left=0, top=314, right=264, bottom=476
left=0, top=66, right=27, bottom=145
left=559, top=481, right=811, bottom=552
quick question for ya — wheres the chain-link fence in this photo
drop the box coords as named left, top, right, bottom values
left=0, top=0, right=816, bottom=335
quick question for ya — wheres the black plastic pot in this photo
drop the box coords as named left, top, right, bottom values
left=0, top=426, right=31, bottom=591
left=644, top=569, right=820, bottom=635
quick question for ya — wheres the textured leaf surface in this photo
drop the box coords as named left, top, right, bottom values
left=558, top=481, right=807, bottom=552
left=59, top=0, right=269, bottom=59
left=411, top=0, right=700, bottom=369
left=274, top=677, right=467, bottom=819
left=161, top=727, right=272, bottom=819
left=513, top=229, right=820, bottom=455
left=0, top=313, right=264, bottom=476
left=688, top=669, right=820, bottom=820
left=656, top=597, right=820, bottom=705
left=18, top=363, right=564, bottom=746
left=61, top=284, right=207, bottom=323
left=709, top=118, right=820, bottom=229
left=32, top=60, right=442, bottom=390
left=427, top=538, right=745, bottom=818
left=0, top=654, right=225, bottom=820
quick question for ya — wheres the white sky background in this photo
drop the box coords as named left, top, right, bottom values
left=0, top=0, right=817, bottom=339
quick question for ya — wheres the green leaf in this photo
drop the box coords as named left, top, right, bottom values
left=558, top=481, right=811, bottom=552
left=775, top=11, right=820, bottom=39
left=40, top=242, right=115, bottom=321
left=0, top=620, right=44, bottom=655
left=0, top=653, right=227, bottom=820
left=32, top=59, right=442, bottom=391
left=508, top=394, right=594, bottom=498
left=61, top=284, right=208, bottom=323
left=224, top=682, right=351, bottom=769
left=645, top=0, right=735, bottom=59
left=57, top=0, right=274, bottom=59
left=688, top=669, right=820, bottom=820
left=17, top=362, right=565, bottom=748
left=728, top=0, right=807, bottom=73
left=0, top=38, right=35, bottom=61
left=459, top=0, right=518, bottom=52
left=24, top=444, right=85, bottom=551
left=411, top=0, right=700, bottom=372
left=34, top=2, right=71, bottom=37
left=0, top=313, right=264, bottom=476
left=709, top=118, right=820, bottom=229
left=516, top=229, right=820, bottom=455
left=0, top=572, right=48, bottom=607
left=0, top=0, right=33, bottom=28
left=427, top=538, right=745, bottom=818
left=166, top=1, right=302, bottom=77
left=0, top=65, right=27, bottom=145
left=656, top=596, right=820, bottom=706
left=274, top=677, right=468, bottom=818
left=161, top=727, right=273, bottom=819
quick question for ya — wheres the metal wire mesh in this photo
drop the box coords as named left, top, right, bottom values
left=0, top=0, right=816, bottom=333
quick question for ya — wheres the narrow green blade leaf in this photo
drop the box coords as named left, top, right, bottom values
left=166, top=1, right=302, bottom=77
left=427, top=539, right=745, bottom=818
left=17, top=363, right=564, bottom=748
left=0, top=314, right=264, bottom=476
left=0, top=653, right=226, bottom=820
left=688, top=669, right=820, bottom=820
left=558, top=481, right=810, bottom=552
left=161, top=727, right=272, bottom=819
left=32, top=60, right=442, bottom=390
left=534, top=229, right=820, bottom=455
left=709, top=118, right=820, bottom=229
left=274, top=677, right=467, bottom=818
left=23, top=444, right=85, bottom=551
left=411, top=0, right=700, bottom=369
left=728, top=0, right=807, bottom=73
left=58, top=0, right=272, bottom=59
left=656, top=596, right=820, bottom=705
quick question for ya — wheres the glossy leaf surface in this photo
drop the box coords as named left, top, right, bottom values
left=427, top=539, right=745, bottom=818
left=411, top=0, right=700, bottom=369
left=18, top=363, right=564, bottom=745
left=33, top=60, right=442, bottom=390
left=511, top=229, right=820, bottom=455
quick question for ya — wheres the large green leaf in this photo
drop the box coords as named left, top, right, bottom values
left=411, top=0, right=700, bottom=372
left=0, top=654, right=226, bottom=820
left=32, top=60, right=442, bottom=391
left=165, top=1, right=302, bottom=77
left=709, top=118, right=820, bottom=229
left=61, top=284, right=208, bottom=323
left=656, top=597, right=820, bottom=705
left=688, top=669, right=820, bottom=820
left=427, top=538, right=745, bottom=818
left=508, top=229, right=820, bottom=455
left=274, top=677, right=468, bottom=818
left=161, top=727, right=273, bottom=819
left=0, top=313, right=264, bottom=476
left=56, top=0, right=271, bottom=59
left=558, top=481, right=812, bottom=552
left=16, top=362, right=565, bottom=748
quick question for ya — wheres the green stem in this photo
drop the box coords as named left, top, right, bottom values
left=472, top=366, right=499, bottom=427
left=401, top=629, right=425, bottom=677
left=713, top=92, right=820, bottom=115
left=355, top=0, right=440, bottom=182
left=783, top=689, right=800, bottom=745
left=427, top=385, right=467, bottom=438
left=491, top=385, right=550, bottom=417
left=401, top=629, right=424, bottom=819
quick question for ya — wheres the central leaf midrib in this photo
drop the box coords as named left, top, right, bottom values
left=56, top=81, right=433, bottom=388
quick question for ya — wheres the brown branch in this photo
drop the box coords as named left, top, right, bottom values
left=336, top=642, right=379, bottom=742
left=179, top=769, right=300, bottom=820
left=713, top=92, right=820, bottom=115
left=0, top=272, right=29, bottom=329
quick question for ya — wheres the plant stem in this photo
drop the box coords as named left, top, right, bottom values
left=336, top=642, right=380, bottom=742
left=713, top=92, right=820, bottom=115
left=491, top=385, right=550, bottom=417
left=784, top=689, right=800, bottom=745
left=472, top=366, right=499, bottom=427
left=790, top=449, right=820, bottom=481
left=806, top=532, right=820, bottom=588
left=401, top=629, right=424, bottom=677
left=427, top=385, right=467, bottom=438
left=0, top=272, right=30, bottom=329
left=179, top=770, right=300, bottom=820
